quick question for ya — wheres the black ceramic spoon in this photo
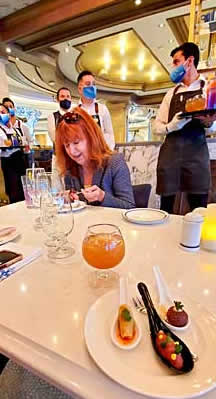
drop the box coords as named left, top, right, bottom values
left=137, top=282, right=194, bottom=373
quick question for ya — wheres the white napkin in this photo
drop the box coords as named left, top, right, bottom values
left=0, top=243, right=42, bottom=282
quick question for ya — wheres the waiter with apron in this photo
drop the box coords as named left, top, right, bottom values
left=155, top=42, right=216, bottom=213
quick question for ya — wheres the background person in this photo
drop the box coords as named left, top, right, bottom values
left=56, top=107, right=135, bottom=209
left=77, top=70, right=115, bottom=150
left=48, top=87, right=73, bottom=173
left=0, top=104, right=26, bottom=203
left=155, top=42, right=216, bottom=214
left=2, top=97, right=33, bottom=148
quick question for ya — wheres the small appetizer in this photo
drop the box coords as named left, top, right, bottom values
left=156, top=330, right=184, bottom=370
left=116, top=305, right=136, bottom=344
left=166, top=301, right=188, bottom=327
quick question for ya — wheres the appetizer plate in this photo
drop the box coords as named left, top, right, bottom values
left=0, top=227, right=20, bottom=246
left=122, top=208, right=169, bottom=225
left=58, top=201, right=86, bottom=213
left=85, top=286, right=216, bottom=399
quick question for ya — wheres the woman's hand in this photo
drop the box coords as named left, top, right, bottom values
left=68, top=189, right=79, bottom=202
left=81, top=185, right=105, bottom=203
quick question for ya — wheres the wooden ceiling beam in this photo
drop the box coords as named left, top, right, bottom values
left=0, top=0, right=190, bottom=51
left=0, top=0, right=122, bottom=42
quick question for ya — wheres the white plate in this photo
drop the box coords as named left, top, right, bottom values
left=58, top=201, right=86, bottom=213
left=84, top=286, right=216, bottom=399
left=123, top=208, right=169, bottom=225
left=0, top=227, right=20, bottom=245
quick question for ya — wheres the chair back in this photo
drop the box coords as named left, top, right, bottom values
left=132, top=184, right=151, bottom=208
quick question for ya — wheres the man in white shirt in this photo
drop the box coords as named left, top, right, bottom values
left=48, top=87, right=73, bottom=172
left=155, top=42, right=216, bottom=214
left=77, top=70, right=115, bottom=150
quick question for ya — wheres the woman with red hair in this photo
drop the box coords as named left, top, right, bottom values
left=56, top=107, right=135, bottom=209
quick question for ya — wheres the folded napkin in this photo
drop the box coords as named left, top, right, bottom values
left=0, top=243, right=42, bottom=282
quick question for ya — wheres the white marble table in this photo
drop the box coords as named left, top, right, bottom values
left=0, top=202, right=216, bottom=399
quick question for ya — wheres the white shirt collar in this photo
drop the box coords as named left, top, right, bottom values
left=79, top=98, right=96, bottom=107
left=178, top=77, right=206, bottom=90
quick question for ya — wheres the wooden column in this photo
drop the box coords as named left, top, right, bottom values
left=106, top=102, right=128, bottom=143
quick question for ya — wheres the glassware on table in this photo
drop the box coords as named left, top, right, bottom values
left=42, top=192, right=74, bottom=259
left=21, top=175, right=34, bottom=208
left=25, top=168, right=45, bottom=207
left=185, top=94, right=206, bottom=113
left=82, top=224, right=125, bottom=288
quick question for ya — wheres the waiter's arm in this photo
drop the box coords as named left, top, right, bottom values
left=47, top=113, right=56, bottom=143
left=102, top=105, right=115, bottom=150
left=154, top=92, right=171, bottom=135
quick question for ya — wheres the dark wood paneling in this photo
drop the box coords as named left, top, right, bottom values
left=0, top=0, right=190, bottom=51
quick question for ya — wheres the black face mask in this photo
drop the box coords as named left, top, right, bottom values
left=59, top=99, right=71, bottom=110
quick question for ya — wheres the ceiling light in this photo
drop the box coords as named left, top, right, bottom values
left=65, top=46, right=69, bottom=53
left=134, top=0, right=142, bottom=5
left=33, top=78, right=36, bottom=82
left=138, top=54, right=145, bottom=71
left=15, top=57, right=19, bottom=61
left=121, top=65, right=127, bottom=81
left=6, top=47, right=11, bottom=53
left=158, top=23, right=164, bottom=28
left=119, top=38, right=126, bottom=55
left=104, top=51, right=111, bottom=70
left=168, top=39, right=174, bottom=44
left=150, top=66, right=157, bottom=81
left=48, top=81, right=55, bottom=86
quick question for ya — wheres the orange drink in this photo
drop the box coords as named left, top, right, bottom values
left=82, top=233, right=125, bottom=269
left=82, top=224, right=125, bottom=288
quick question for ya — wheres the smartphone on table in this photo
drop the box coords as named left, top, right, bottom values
left=0, top=250, right=23, bottom=269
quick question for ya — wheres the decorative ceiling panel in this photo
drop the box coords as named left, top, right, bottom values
left=75, top=29, right=170, bottom=91
left=0, top=0, right=40, bottom=18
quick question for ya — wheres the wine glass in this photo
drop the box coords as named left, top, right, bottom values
left=42, top=192, right=74, bottom=259
left=82, top=224, right=125, bottom=288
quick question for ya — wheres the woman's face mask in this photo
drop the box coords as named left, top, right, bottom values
left=0, top=113, right=10, bottom=125
left=83, top=85, right=97, bottom=99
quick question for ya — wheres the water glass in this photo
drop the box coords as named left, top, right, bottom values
left=42, top=192, right=74, bottom=259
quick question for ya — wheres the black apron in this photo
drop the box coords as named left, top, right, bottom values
left=156, top=81, right=210, bottom=195
left=0, top=125, right=25, bottom=203
left=79, top=103, right=101, bottom=127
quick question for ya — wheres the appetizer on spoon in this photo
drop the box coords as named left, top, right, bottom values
left=153, top=265, right=190, bottom=332
left=111, top=276, right=142, bottom=350
left=137, top=282, right=194, bottom=373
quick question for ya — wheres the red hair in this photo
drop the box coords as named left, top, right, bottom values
left=55, top=107, right=113, bottom=176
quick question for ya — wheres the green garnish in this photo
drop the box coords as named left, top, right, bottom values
left=175, top=343, right=183, bottom=354
left=160, top=341, right=167, bottom=348
left=160, top=335, right=172, bottom=348
left=121, top=308, right=132, bottom=321
left=174, top=301, right=184, bottom=311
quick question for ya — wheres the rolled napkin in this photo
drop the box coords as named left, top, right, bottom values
left=0, top=243, right=42, bottom=282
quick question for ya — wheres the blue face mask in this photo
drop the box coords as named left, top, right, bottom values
left=8, top=108, right=15, bottom=117
left=0, top=113, right=10, bottom=125
left=83, top=85, right=97, bottom=99
left=170, top=64, right=186, bottom=84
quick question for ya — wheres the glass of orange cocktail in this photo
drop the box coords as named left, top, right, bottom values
left=82, top=224, right=125, bottom=288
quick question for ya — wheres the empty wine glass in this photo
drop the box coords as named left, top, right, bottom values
left=82, top=224, right=125, bottom=288
left=42, top=192, right=74, bottom=259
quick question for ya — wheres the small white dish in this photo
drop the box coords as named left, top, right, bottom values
left=122, top=208, right=169, bottom=225
left=58, top=201, right=86, bottom=213
left=153, top=265, right=190, bottom=332
left=111, top=276, right=142, bottom=350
